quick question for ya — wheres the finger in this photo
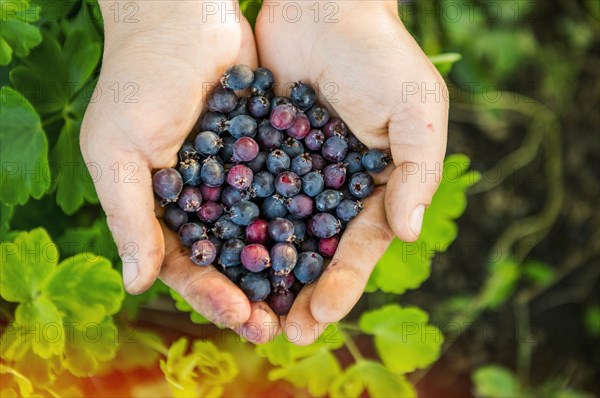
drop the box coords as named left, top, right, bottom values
left=158, top=223, right=252, bottom=328
left=386, top=64, right=448, bottom=242
left=233, top=302, right=282, bottom=344
left=310, top=188, right=393, bottom=323
left=284, top=284, right=328, bottom=346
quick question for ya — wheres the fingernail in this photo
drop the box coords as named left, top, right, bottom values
left=123, top=262, right=139, bottom=288
left=409, top=205, right=425, bottom=238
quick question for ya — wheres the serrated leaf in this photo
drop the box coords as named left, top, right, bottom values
left=14, top=295, right=64, bottom=358
left=169, top=289, right=210, bottom=324
left=472, top=365, right=520, bottom=398
left=359, top=304, right=443, bottom=374
left=369, top=154, right=480, bottom=294
left=0, top=1, right=41, bottom=65
left=330, top=360, right=416, bottom=398
left=480, top=260, right=520, bottom=309
left=0, top=228, right=58, bottom=302
left=0, top=87, right=50, bottom=205
left=50, top=118, right=98, bottom=214
left=268, top=349, right=341, bottom=397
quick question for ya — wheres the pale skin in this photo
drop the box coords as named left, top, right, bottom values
left=81, top=0, right=448, bottom=344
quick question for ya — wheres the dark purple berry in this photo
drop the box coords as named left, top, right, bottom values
left=315, top=189, right=343, bottom=212
left=246, top=219, right=270, bottom=244
left=268, top=290, right=295, bottom=315
left=200, top=157, right=225, bottom=187
left=310, top=213, right=341, bottom=239
left=228, top=96, right=249, bottom=118
left=229, top=200, right=259, bottom=226
left=164, top=204, right=188, bottom=231
left=347, top=133, right=365, bottom=152
left=269, top=217, right=295, bottom=243
left=178, top=222, right=208, bottom=247
left=179, top=141, right=199, bottom=161
left=270, top=243, right=298, bottom=275
left=199, top=183, right=221, bottom=202
left=291, top=154, right=313, bottom=176
left=286, top=113, right=311, bottom=139
left=290, top=81, right=316, bottom=111
left=318, top=235, right=340, bottom=258
left=294, top=252, right=324, bottom=283
left=197, top=202, right=224, bottom=223
left=271, top=96, right=291, bottom=108
left=246, top=151, right=267, bottom=174
left=348, top=172, right=375, bottom=199
left=270, top=104, right=297, bottom=130
left=219, top=136, right=236, bottom=162
left=201, top=112, right=228, bottom=134
left=240, top=273, right=271, bottom=302
left=336, top=199, right=364, bottom=222
left=228, top=115, right=258, bottom=138
left=344, top=152, right=364, bottom=175
left=209, top=235, right=223, bottom=253
left=190, top=239, right=217, bottom=266
left=322, top=135, right=348, bottom=162
left=304, top=129, right=325, bottom=151
left=257, top=121, right=284, bottom=150
left=301, top=171, right=324, bottom=197
left=266, top=149, right=291, bottom=175
left=286, top=194, right=314, bottom=219
left=280, top=137, right=305, bottom=158
left=251, top=171, right=275, bottom=198
left=299, top=238, right=318, bottom=252
left=286, top=215, right=307, bottom=242
left=323, top=163, right=347, bottom=189
left=262, top=195, right=288, bottom=220
left=207, top=86, right=237, bottom=113
left=306, top=104, right=330, bottom=128
left=195, top=131, right=223, bottom=156
left=177, top=186, right=203, bottom=212
left=213, top=217, right=243, bottom=240
left=221, top=64, right=254, bottom=90
left=275, top=171, right=302, bottom=198
left=223, top=265, right=246, bottom=283
left=251, top=67, right=275, bottom=95
left=232, top=137, right=259, bottom=162
left=310, top=154, right=327, bottom=171
left=248, top=95, right=271, bottom=118
left=241, top=244, right=271, bottom=272
left=221, top=185, right=248, bottom=207
left=219, top=238, right=245, bottom=267
left=323, top=118, right=348, bottom=138
left=227, top=164, right=253, bottom=191
left=362, top=149, right=390, bottom=173
left=178, top=159, right=202, bottom=186
left=153, top=168, right=183, bottom=202
left=269, top=269, right=296, bottom=290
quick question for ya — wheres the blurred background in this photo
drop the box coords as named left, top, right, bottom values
left=1, top=0, right=598, bottom=397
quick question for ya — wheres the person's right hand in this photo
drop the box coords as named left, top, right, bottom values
left=81, top=1, right=280, bottom=342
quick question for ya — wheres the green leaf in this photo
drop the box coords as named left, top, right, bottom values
left=0, top=364, right=35, bottom=397
left=472, top=365, right=520, bottom=398
left=0, top=228, right=58, bottom=302
left=583, top=305, right=600, bottom=337
left=0, top=1, right=41, bottom=65
left=240, top=0, right=262, bottom=28
left=50, top=118, right=98, bottom=214
left=480, top=260, right=520, bottom=309
left=0, top=202, right=14, bottom=238
left=522, top=261, right=555, bottom=287
left=14, top=295, right=64, bottom=358
left=268, top=349, right=341, bottom=397
left=104, top=328, right=165, bottom=373
left=369, top=155, right=480, bottom=294
left=56, top=217, right=118, bottom=264
left=330, top=360, right=416, bottom=398
left=0, top=87, right=50, bottom=205
left=429, top=53, right=462, bottom=76
left=359, top=304, right=443, bottom=374
left=169, top=289, right=210, bottom=324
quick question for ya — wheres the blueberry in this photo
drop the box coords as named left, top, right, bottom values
left=248, top=95, right=271, bottom=118
left=270, top=243, right=298, bottom=275
left=251, top=171, right=275, bottom=198
left=318, top=235, right=340, bottom=258
left=270, top=96, right=292, bottom=109
left=223, top=265, right=246, bottom=283
left=200, top=157, right=225, bottom=187
left=153, top=168, right=183, bottom=202
left=306, top=104, right=330, bottom=128
left=246, top=219, right=270, bottom=244
left=322, top=135, right=348, bottom=162
left=232, top=137, right=259, bottom=162
left=190, top=239, right=217, bottom=266
left=323, top=118, right=348, bottom=138
left=221, top=185, right=248, bottom=207
left=268, top=268, right=296, bottom=290
left=178, top=222, right=208, bottom=247
left=362, top=149, right=390, bottom=173
left=241, top=244, right=271, bottom=272
left=209, top=235, right=223, bottom=254
left=336, top=199, right=364, bottom=222
left=304, top=129, right=325, bottom=152
left=197, top=202, right=224, bottom=223
left=315, top=189, right=343, bottom=212
left=228, top=96, right=249, bottom=118
left=286, top=215, right=307, bottom=242
left=213, top=217, right=243, bottom=240
left=348, top=172, right=375, bottom=199
left=275, top=171, right=302, bottom=198
left=219, top=238, right=245, bottom=267
left=228, top=115, right=258, bottom=138
left=280, top=137, right=305, bottom=158
left=219, top=136, right=237, bottom=162
left=178, top=159, right=202, bottom=186
left=301, top=171, right=325, bottom=197
left=267, top=290, right=295, bottom=315
left=250, top=67, right=275, bottom=95
left=246, top=151, right=267, bottom=174
left=257, top=121, right=284, bottom=150
left=323, top=163, right=347, bottom=189
left=179, top=141, right=199, bottom=161
left=290, top=154, right=313, bottom=176
left=221, top=64, right=254, bottom=90
left=310, top=213, right=341, bottom=239
left=240, top=273, right=271, bottom=302
left=344, top=152, right=364, bottom=175
left=267, top=149, right=291, bottom=175
left=201, top=112, right=228, bottom=133
left=229, top=200, right=260, bottom=226
left=286, top=194, right=314, bottom=219
left=294, top=252, right=324, bottom=283
left=227, top=164, right=253, bottom=191
left=290, top=81, right=317, bottom=110
left=269, top=217, right=295, bottom=243
left=286, top=113, right=311, bottom=139
left=270, top=104, right=297, bottom=130
left=298, top=238, right=318, bottom=253
left=177, top=186, right=203, bottom=212
left=309, top=154, right=328, bottom=171
left=207, top=86, right=237, bottom=113
left=262, top=195, right=289, bottom=220
left=347, top=133, right=365, bottom=152
left=199, top=183, right=222, bottom=202
left=164, top=204, right=188, bottom=231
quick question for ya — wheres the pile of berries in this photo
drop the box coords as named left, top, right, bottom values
left=153, top=65, right=390, bottom=315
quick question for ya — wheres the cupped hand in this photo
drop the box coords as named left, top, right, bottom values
left=81, top=1, right=279, bottom=342
left=255, top=0, right=448, bottom=344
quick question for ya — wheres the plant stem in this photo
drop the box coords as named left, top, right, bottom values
left=343, top=332, right=364, bottom=362
left=41, top=113, right=64, bottom=127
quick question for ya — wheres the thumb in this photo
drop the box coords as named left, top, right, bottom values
left=81, top=124, right=165, bottom=294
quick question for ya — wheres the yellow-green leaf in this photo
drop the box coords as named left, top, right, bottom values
left=14, top=295, right=64, bottom=358
left=330, top=360, right=416, bottom=398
